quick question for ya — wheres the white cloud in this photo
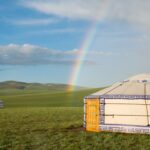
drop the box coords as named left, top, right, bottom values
left=0, top=44, right=112, bottom=65
left=10, top=18, right=58, bottom=26
left=28, top=28, right=79, bottom=35
left=0, top=44, right=74, bottom=65
left=109, top=0, right=150, bottom=29
left=20, top=0, right=109, bottom=20
left=20, top=0, right=150, bottom=29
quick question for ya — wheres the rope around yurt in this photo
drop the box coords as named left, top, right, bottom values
left=144, top=82, right=149, bottom=126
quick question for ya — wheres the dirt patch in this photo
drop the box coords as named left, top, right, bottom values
left=66, top=126, right=85, bottom=132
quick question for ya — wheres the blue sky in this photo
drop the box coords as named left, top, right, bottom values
left=0, top=0, right=150, bottom=87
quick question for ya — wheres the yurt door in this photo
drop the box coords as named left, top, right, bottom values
left=86, top=100, right=99, bottom=132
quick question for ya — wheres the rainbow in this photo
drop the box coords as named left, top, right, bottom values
left=67, top=22, right=98, bottom=91
left=68, top=1, right=109, bottom=91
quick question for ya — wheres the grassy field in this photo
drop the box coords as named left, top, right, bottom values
left=0, top=88, right=99, bottom=107
left=0, top=87, right=150, bottom=150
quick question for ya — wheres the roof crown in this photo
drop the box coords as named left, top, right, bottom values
left=127, top=73, right=150, bottom=83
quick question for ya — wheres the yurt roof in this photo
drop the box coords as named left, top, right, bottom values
left=127, top=73, right=150, bottom=82
left=86, top=74, right=150, bottom=99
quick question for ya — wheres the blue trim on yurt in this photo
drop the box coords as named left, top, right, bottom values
left=103, top=123, right=150, bottom=127
left=100, top=124, right=150, bottom=134
left=100, top=98, right=105, bottom=125
left=85, top=95, right=150, bottom=100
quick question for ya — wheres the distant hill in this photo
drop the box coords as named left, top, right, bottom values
left=0, top=81, right=86, bottom=91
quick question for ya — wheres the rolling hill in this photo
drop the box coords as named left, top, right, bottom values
left=0, top=80, right=85, bottom=91
left=0, top=80, right=88, bottom=97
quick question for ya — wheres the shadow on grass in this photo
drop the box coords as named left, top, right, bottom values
left=65, top=125, right=85, bottom=132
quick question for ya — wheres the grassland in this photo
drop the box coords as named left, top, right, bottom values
left=0, top=83, right=150, bottom=150
left=0, top=88, right=99, bottom=108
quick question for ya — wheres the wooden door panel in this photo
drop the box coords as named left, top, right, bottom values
left=86, top=100, right=100, bottom=132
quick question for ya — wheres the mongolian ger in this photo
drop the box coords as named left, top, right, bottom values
left=84, top=74, right=150, bottom=134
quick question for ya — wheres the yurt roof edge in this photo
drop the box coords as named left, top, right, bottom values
left=85, top=74, right=150, bottom=99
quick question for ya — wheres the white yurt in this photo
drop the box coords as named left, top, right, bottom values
left=84, top=74, right=150, bottom=134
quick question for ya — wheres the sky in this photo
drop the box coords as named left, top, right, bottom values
left=0, top=0, right=150, bottom=87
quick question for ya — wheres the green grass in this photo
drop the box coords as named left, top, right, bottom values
left=0, top=88, right=100, bottom=107
left=0, top=88, right=150, bottom=149
left=0, top=107, right=150, bottom=150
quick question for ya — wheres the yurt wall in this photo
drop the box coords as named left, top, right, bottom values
left=104, top=99, right=148, bottom=126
